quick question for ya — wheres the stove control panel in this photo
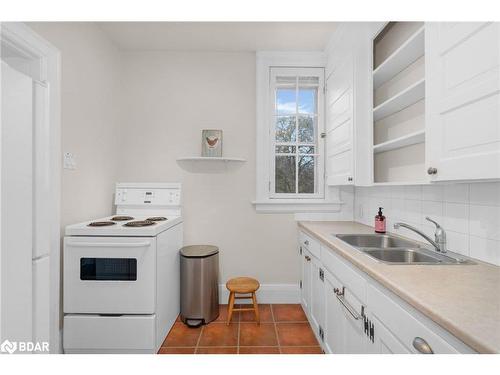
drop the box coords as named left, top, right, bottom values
left=115, top=183, right=181, bottom=206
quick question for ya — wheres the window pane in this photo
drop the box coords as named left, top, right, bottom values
left=275, top=145, right=296, bottom=154
left=298, top=88, right=317, bottom=114
left=276, top=116, right=296, bottom=142
left=298, top=146, right=315, bottom=154
left=276, top=88, right=296, bottom=115
left=298, top=155, right=315, bottom=194
left=298, top=116, right=315, bottom=143
left=275, top=155, right=296, bottom=193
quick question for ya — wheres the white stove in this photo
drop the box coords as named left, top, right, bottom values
left=63, top=183, right=183, bottom=354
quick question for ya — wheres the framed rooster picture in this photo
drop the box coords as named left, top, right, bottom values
left=201, top=129, right=223, bottom=157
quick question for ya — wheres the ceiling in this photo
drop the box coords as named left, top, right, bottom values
left=97, top=22, right=338, bottom=52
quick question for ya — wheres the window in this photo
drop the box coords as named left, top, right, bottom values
left=270, top=67, right=325, bottom=198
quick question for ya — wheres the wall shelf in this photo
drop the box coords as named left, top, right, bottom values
left=373, top=26, right=425, bottom=89
left=373, top=130, right=425, bottom=154
left=176, top=157, right=246, bottom=173
left=373, top=78, right=425, bottom=122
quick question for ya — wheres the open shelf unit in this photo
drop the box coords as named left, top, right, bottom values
left=372, top=22, right=427, bottom=184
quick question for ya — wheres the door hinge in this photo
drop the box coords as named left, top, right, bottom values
left=319, top=326, right=325, bottom=342
left=299, top=280, right=302, bottom=289
left=319, top=268, right=324, bottom=282
left=268, top=181, right=271, bottom=192
left=299, top=246, right=303, bottom=255
left=363, top=313, right=374, bottom=343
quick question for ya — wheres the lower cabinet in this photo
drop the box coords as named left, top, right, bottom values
left=298, top=230, right=475, bottom=354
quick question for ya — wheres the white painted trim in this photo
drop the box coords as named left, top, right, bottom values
left=252, top=200, right=343, bottom=213
left=1, top=22, right=61, bottom=353
left=218, top=283, right=300, bottom=304
left=255, top=51, right=343, bottom=212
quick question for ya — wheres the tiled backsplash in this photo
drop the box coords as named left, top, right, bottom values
left=354, top=183, right=500, bottom=266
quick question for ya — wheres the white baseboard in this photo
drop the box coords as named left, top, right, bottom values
left=218, top=283, right=300, bottom=304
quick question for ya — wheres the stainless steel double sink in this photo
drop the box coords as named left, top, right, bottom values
left=335, top=234, right=472, bottom=265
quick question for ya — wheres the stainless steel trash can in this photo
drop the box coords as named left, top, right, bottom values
left=180, top=245, right=219, bottom=327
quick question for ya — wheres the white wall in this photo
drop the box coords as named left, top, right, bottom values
left=27, top=22, right=122, bottom=228
left=117, top=51, right=302, bottom=284
left=354, top=183, right=500, bottom=266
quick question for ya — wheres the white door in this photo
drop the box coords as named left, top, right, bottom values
left=426, top=22, right=500, bottom=181
left=325, top=58, right=355, bottom=185
left=367, top=315, right=411, bottom=354
left=0, top=61, right=34, bottom=343
left=300, top=248, right=312, bottom=315
left=324, top=271, right=344, bottom=354
left=309, top=258, right=325, bottom=340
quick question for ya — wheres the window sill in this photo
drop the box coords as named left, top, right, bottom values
left=251, top=199, right=345, bottom=213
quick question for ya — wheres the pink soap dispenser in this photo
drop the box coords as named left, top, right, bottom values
left=375, top=207, right=386, bottom=234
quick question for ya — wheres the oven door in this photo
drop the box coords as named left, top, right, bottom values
left=64, top=237, right=156, bottom=314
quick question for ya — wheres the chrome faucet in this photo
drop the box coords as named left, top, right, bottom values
left=393, top=217, right=447, bottom=253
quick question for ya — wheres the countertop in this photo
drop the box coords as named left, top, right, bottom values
left=298, top=221, right=500, bottom=354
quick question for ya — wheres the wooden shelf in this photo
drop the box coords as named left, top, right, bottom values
left=373, top=78, right=425, bottom=122
left=176, top=157, right=246, bottom=173
left=373, top=130, right=425, bottom=154
left=373, top=26, right=425, bottom=89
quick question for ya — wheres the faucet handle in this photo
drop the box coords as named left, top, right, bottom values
left=425, top=217, right=442, bottom=229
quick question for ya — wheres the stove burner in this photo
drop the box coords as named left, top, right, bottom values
left=146, top=217, right=168, bottom=222
left=87, top=221, right=116, bottom=227
left=123, top=220, right=156, bottom=227
left=111, top=216, right=134, bottom=221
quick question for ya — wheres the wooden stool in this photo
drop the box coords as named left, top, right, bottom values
left=226, top=277, right=260, bottom=325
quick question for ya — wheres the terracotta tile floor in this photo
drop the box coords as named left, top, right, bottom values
left=159, top=304, right=323, bottom=355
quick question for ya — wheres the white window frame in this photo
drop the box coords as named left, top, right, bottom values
left=253, top=52, right=344, bottom=213
left=269, top=67, right=325, bottom=199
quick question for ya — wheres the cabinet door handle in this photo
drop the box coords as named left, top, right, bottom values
left=334, top=286, right=361, bottom=320
left=412, top=337, right=434, bottom=354
left=305, top=255, right=311, bottom=261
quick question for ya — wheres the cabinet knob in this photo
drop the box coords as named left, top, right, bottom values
left=320, top=132, right=326, bottom=139
left=304, top=240, right=309, bottom=246
left=305, top=255, right=311, bottom=261
left=412, top=337, right=434, bottom=354
left=348, top=176, right=353, bottom=182
left=427, top=167, right=438, bottom=175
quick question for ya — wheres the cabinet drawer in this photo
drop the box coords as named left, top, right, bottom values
left=64, top=314, right=156, bottom=353
left=299, top=231, right=321, bottom=259
left=321, top=245, right=366, bottom=305
left=367, top=283, right=471, bottom=353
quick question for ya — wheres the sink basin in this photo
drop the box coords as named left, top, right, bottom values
left=363, top=248, right=442, bottom=264
left=335, top=233, right=472, bottom=265
left=336, top=234, right=419, bottom=249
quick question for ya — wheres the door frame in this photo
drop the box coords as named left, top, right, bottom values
left=0, top=22, right=61, bottom=353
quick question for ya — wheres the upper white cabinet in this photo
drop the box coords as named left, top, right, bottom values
left=425, top=22, right=500, bottom=181
left=325, top=22, right=499, bottom=185
left=325, top=24, right=373, bottom=186
left=371, top=22, right=428, bottom=184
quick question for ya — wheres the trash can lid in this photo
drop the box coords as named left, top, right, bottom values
left=180, top=245, right=219, bottom=258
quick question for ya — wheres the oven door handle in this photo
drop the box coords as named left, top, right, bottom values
left=66, top=241, right=152, bottom=248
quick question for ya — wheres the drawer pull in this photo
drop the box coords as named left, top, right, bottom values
left=334, top=286, right=361, bottom=321
left=413, top=337, right=434, bottom=354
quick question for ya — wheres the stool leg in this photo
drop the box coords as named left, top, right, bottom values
left=252, top=292, right=260, bottom=325
left=227, top=292, right=235, bottom=326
